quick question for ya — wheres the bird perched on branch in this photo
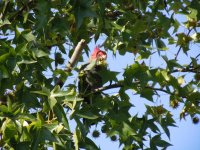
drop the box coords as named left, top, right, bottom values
left=78, top=46, right=107, bottom=104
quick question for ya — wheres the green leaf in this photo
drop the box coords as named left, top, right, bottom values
left=0, top=18, right=11, bottom=27
left=51, top=85, right=73, bottom=98
left=15, top=114, right=37, bottom=121
left=0, top=65, right=9, bottom=78
left=53, top=104, right=70, bottom=130
left=21, top=30, right=35, bottom=42
left=177, top=76, right=185, bottom=85
left=63, top=95, right=83, bottom=102
left=123, top=63, right=140, bottom=85
left=84, top=137, right=100, bottom=150
left=74, top=0, right=97, bottom=28
left=157, top=140, right=172, bottom=148
left=162, top=56, right=183, bottom=70
left=172, top=19, right=180, bottom=34
left=31, top=91, right=49, bottom=97
left=51, top=91, right=69, bottom=97
left=33, top=49, right=49, bottom=58
left=31, top=86, right=50, bottom=96
left=2, top=119, right=17, bottom=140
left=0, top=53, right=10, bottom=64
left=48, top=96, right=57, bottom=109
left=31, top=129, right=41, bottom=150
left=31, top=124, right=56, bottom=150
left=76, top=110, right=99, bottom=119
left=40, top=127, right=57, bottom=142
left=99, top=70, right=119, bottom=83
left=18, top=60, right=37, bottom=65
left=74, top=116, right=88, bottom=137
left=140, top=89, right=154, bottom=101
left=4, top=124, right=18, bottom=139
left=187, top=92, right=200, bottom=102
left=15, top=43, right=28, bottom=53
left=176, top=33, right=192, bottom=47
left=189, top=1, right=200, bottom=20
left=122, top=122, right=137, bottom=136
left=73, top=128, right=79, bottom=150
left=151, top=134, right=172, bottom=148
left=6, top=56, right=16, bottom=71
left=148, top=119, right=160, bottom=133
left=15, top=142, right=30, bottom=150
left=161, top=70, right=170, bottom=81
left=0, top=105, right=9, bottom=113
left=155, top=39, right=167, bottom=51
left=130, top=20, right=147, bottom=34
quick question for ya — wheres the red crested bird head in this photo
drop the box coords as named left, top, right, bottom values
left=91, top=46, right=107, bottom=62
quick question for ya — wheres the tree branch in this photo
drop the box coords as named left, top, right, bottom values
left=93, top=81, right=173, bottom=96
left=145, top=86, right=172, bottom=95
left=171, top=66, right=200, bottom=73
left=94, top=82, right=123, bottom=93
left=65, top=39, right=86, bottom=72
left=56, top=39, right=86, bottom=87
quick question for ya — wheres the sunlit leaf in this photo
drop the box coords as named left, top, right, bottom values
left=122, top=122, right=137, bottom=136
left=0, top=53, right=10, bottom=64
left=0, top=65, right=9, bottom=78
left=53, top=104, right=70, bottom=130
left=33, top=49, right=49, bottom=58
left=73, top=128, right=79, bottom=150
left=177, top=76, right=185, bottom=85
left=76, top=110, right=99, bottom=119
left=18, top=60, right=37, bottom=64
left=21, top=30, right=35, bottom=42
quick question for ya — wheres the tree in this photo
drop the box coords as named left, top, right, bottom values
left=0, top=0, right=200, bottom=149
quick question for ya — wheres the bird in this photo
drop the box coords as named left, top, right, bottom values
left=78, top=46, right=107, bottom=105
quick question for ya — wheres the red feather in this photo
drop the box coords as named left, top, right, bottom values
left=91, top=46, right=107, bottom=60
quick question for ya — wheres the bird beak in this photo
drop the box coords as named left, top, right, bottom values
left=98, top=58, right=107, bottom=66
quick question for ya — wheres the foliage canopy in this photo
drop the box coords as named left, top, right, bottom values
left=0, top=0, right=200, bottom=149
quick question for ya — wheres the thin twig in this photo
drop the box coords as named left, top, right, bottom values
left=145, top=86, right=172, bottom=95
left=94, top=82, right=123, bottom=93
left=171, top=66, right=200, bottom=73
left=188, top=53, right=200, bottom=67
left=92, top=81, right=173, bottom=96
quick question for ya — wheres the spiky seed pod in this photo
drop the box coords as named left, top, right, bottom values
left=110, top=135, right=117, bottom=141
left=92, top=130, right=100, bottom=138
left=192, top=116, right=199, bottom=124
